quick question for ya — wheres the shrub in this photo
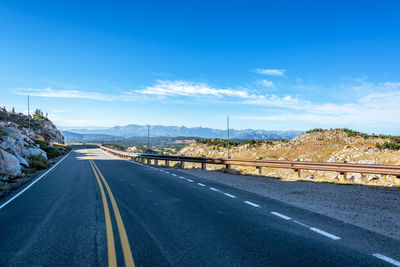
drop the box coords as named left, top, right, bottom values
left=341, top=128, right=370, bottom=139
left=241, top=139, right=273, bottom=147
left=44, top=146, right=61, bottom=159
left=376, top=142, right=400, bottom=150
left=32, top=138, right=61, bottom=159
left=306, top=128, right=325, bottom=133
left=33, top=109, right=48, bottom=121
left=32, top=138, right=49, bottom=148
left=29, top=155, right=50, bottom=170
left=0, top=130, right=8, bottom=136
left=195, top=138, right=240, bottom=147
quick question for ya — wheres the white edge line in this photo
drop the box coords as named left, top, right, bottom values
left=309, top=227, right=341, bottom=240
left=271, top=211, right=292, bottom=220
left=244, top=201, right=260, bottom=207
left=0, top=149, right=74, bottom=210
left=373, top=253, right=400, bottom=267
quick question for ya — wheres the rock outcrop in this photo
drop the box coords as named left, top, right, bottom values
left=0, top=107, right=65, bottom=180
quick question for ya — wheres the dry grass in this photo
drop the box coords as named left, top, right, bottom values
left=178, top=129, right=400, bottom=187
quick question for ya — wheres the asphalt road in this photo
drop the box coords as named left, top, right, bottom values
left=0, top=145, right=399, bottom=266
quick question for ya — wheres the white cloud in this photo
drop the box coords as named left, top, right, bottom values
left=14, top=88, right=112, bottom=101
left=136, top=80, right=250, bottom=98
left=12, top=81, right=303, bottom=109
left=258, top=79, right=275, bottom=87
left=235, top=81, right=400, bottom=130
left=255, top=68, right=286, bottom=76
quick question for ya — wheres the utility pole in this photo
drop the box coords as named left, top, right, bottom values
left=28, top=94, right=30, bottom=135
left=227, top=116, right=230, bottom=158
left=147, top=125, right=150, bottom=150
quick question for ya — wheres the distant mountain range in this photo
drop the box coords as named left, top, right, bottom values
left=63, top=124, right=303, bottom=141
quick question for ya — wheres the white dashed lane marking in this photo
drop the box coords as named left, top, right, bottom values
left=244, top=201, right=260, bottom=208
left=372, top=253, right=400, bottom=267
left=186, top=179, right=194, bottom=182
left=309, top=227, right=341, bottom=240
left=197, top=183, right=206, bottom=186
left=271, top=212, right=292, bottom=220
left=224, top=193, right=237, bottom=198
left=171, top=174, right=177, bottom=176
left=209, top=187, right=220, bottom=192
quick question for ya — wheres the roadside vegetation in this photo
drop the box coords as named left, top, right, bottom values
left=307, top=128, right=400, bottom=150
left=33, top=109, right=48, bottom=121
left=195, top=138, right=274, bottom=148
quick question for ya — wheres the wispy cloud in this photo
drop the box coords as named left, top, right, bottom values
left=135, top=80, right=250, bottom=98
left=12, top=80, right=305, bottom=109
left=257, top=79, right=275, bottom=87
left=235, top=81, right=400, bottom=130
left=14, top=88, right=112, bottom=101
left=255, top=68, right=286, bottom=76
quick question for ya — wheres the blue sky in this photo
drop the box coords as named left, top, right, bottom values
left=1, top=0, right=400, bottom=134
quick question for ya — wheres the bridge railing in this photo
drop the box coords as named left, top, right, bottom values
left=99, top=145, right=400, bottom=182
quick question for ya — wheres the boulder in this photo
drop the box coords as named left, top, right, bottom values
left=221, top=167, right=240, bottom=175
left=173, top=162, right=182, bottom=168
left=0, top=148, right=21, bottom=177
left=3, top=148, right=30, bottom=167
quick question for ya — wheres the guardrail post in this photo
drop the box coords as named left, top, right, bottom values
left=257, top=167, right=263, bottom=175
left=339, top=172, right=347, bottom=181
left=165, top=160, right=170, bottom=167
left=180, top=161, right=185, bottom=169
left=294, top=169, right=301, bottom=179
left=154, top=159, right=158, bottom=166
left=147, top=158, right=151, bottom=165
left=201, top=162, right=207, bottom=170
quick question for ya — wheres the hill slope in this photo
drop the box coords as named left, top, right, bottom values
left=179, top=129, right=400, bottom=186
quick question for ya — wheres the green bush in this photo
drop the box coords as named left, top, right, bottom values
left=32, top=138, right=49, bottom=148
left=376, top=142, right=400, bottom=150
left=44, top=146, right=61, bottom=159
left=306, top=128, right=325, bottom=133
left=241, top=139, right=273, bottom=147
left=195, top=138, right=240, bottom=147
left=0, top=130, right=8, bottom=136
left=33, top=109, right=48, bottom=121
left=29, top=155, right=50, bottom=170
left=32, top=138, right=61, bottom=159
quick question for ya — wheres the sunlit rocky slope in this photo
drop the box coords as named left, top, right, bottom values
left=179, top=129, right=400, bottom=186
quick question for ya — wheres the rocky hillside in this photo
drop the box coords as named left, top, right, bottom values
left=179, top=129, right=400, bottom=186
left=0, top=107, right=67, bottom=182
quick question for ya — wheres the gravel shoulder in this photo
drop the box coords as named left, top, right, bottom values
left=178, top=168, right=400, bottom=241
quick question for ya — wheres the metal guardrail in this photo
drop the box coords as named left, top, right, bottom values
left=99, top=146, right=400, bottom=181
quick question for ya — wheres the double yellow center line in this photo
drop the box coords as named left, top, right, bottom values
left=86, top=149, right=135, bottom=267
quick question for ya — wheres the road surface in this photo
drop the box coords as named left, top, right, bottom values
left=0, top=145, right=399, bottom=266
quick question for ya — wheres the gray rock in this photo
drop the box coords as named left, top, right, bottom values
left=173, top=163, right=182, bottom=168
left=221, top=167, right=240, bottom=175
left=0, top=148, right=21, bottom=177
left=3, top=148, right=30, bottom=167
